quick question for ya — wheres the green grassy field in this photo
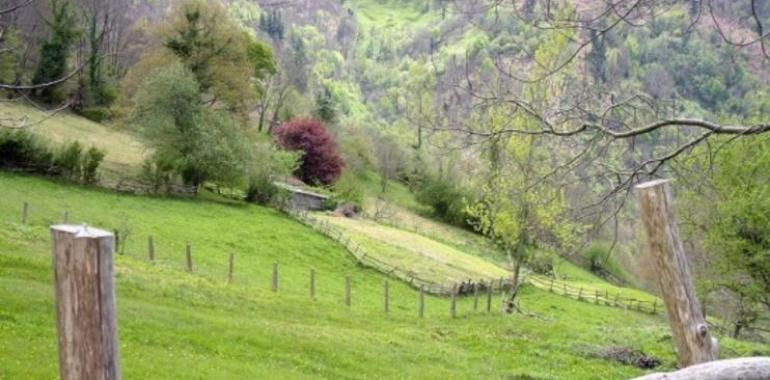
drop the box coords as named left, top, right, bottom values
left=3, top=173, right=769, bottom=379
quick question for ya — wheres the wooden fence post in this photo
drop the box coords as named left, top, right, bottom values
left=228, top=253, right=234, bottom=284
left=595, top=290, right=599, bottom=304
left=310, top=269, right=316, bottom=299
left=549, top=277, right=554, bottom=292
left=185, top=242, right=193, bottom=273
left=578, top=287, right=583, bottom=301
left=345, top=276, right=351, bottom=307
left=384, top=280, right=389, bottom=314
left=21, top=201, right=28, bottom=224
left=63, top=210, right=69, bottom=223
left=114, top=230, right=120, bottom=254
left=450, top=283, right=457, bottom=318
left=653, top=300, right=658, bottom=314
left=473, top=282, right=479, bottom=311
left=486, top=281, right=492, bottom=313
left=636, top=179, right=718, bottom=367
left=51, top=224, right=121, bottom=380
left=148, top=236, right=154, bottom=262
left=272, top=262, right=278, bottom=292
left=419, top=286, right=425, bottom=318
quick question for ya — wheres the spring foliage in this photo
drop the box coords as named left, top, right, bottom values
left=273, top=118, right=344, bottom=186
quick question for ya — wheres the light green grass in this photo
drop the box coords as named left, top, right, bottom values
left=316, top=214, right=510, bottom=284
left=9, top=173, right=769, bottom=378
left=0, top=102, right=148, bottom=180
left=349, top=0, right=438, bottom=30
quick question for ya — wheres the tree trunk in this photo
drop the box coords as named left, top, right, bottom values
left=631, top=357, right=770, bottom=380
left=636, top=179, right=718, bottom=368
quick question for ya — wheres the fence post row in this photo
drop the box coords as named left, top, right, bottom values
left=345, top=276, right=351, bottom=307
left=147, top=236, right=155, bottom=262
left=486, top=281, right=492, bottom=313
left=22, top=201, right=28, bottom=224
left=186, top=242, right=193, bottom=273
left=272, top=262, right=279, bottom=292
left=51, top=224, right=121, bottom=380
left=384, top=280, right=389, bottom=314
left=310, top=268, right=316, bottom=299
left=228, top=253, right=234, bottom=284
left=450, top=284, right=457, bottom=319
left=418, top=286, right=425, bottom=318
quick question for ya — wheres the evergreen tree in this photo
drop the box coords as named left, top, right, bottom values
left=314, top=87, right=337, bottom=124
left=32, top=0, right=80, bottom=103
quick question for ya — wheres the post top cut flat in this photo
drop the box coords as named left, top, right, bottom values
left=51, top=224, right=113, bottom=238
left=635, top=178, right=670, bottom=190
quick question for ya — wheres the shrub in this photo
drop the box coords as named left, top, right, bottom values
left=140, top=157, right=177, bottom=193
left=0, top=130, right=55, bottom=171
left=273, top=118, right=344, bottom=186
left=331, top=171, right=363, bottom=207
left=581, top=243, right=629, bottom=283
left=245, top=142, right=298, bottom=206
left=528, top=249, right=555, bottom=276
left=415, top=177, right=476, bottom=228
left=81, top=146, right=105, bottom=184
left=55, top=142, right=83, bottom=180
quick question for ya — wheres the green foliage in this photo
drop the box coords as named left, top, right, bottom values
left=31, top=0, right=80, bottom=103
left=680, top=135, right=770, bottom=335
left=313, top=87, right=337, bottom=124
left=54, top=141, right=105, bottom=184
left=74, top=10, right=118, bottom=120
left=528, top=249, right=555, bottom=276
left=245, top=142, right=298, bottom=206
left=162, top=0, right=266, bottom=114
left=331, top=171, right=364, bottom=207
left=415, top=177, right=474, bottom=228
left=132, top=62, right=248, bottom=188
left=0, top=130, right=55, bottom=171
left=140, top=157, right=177, bottom=194
left=55, top=141, right=83, bottom=180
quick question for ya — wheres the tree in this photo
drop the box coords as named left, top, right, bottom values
left=313, top=87, right=337, bottom=124
left=31, top=0, right=80, bottom=103
left=162, top=0, right=263, bottom=114
left=273, top=118, right=344, bottom=186
left=678, top=134, right=770, bottom=337
left=132, top=62, right=247, bottom=188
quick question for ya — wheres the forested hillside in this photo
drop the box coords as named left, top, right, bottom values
left=1, top=0, right=770, bottom=378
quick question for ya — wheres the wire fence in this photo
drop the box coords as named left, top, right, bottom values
left=290, top=209, right=661, bottom=314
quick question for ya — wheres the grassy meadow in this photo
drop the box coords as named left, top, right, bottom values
left=2, top=173, right=770, bottom=379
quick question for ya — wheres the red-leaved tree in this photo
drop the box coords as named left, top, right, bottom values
left=274, top=118, right=345, bottom=185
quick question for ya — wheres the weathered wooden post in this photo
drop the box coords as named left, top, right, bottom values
left=473, top=282, right=479, bottom=311
left=272, top=262, right=278, bottom=292
left=345, top=276, right=351, bottom=307
left=185, top=242, right=193, bottom=273
left=549, top=277, right=554, bottom=292
left=577, top=287, right=583, bottom=301
left=228, top=253, right=234, bottom=284
left=147, top=236, right=154, bottom=262
left=114, top=230, right=120, bottom=254
left=450, top=284, right=457, bottom=318
left=21, top=201, right=28, bottom=224
left=63, top=210, right=69, bottom=223
left=418, top=286, right=425, bottom=318
left=384, top=280, right=389, bottom=314
left=310, top=268, right=316, bottom=299
left=636, top=179, right=718, bottom=367
left=486, top=281, right=492, bottom=313
left=51, top=224, right=121, bottom=380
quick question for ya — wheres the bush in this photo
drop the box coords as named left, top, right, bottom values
left=331, top=171, right=363, bottom=207
left=528, top=249, right=555, bottom=276
left=273, top=118, right=344, bottom=186
left=81, top=147, right=105, bottom=184
left=581, top=243, right=629, bottom=283
left=140, top=157, right=177, bottom=193
left=0, top=130, right=55, bottom=171
left=56, top=142, right=83, bottom=180
left=0, top=130, right=104, bottom=184
left=245, top=142, right=298, bottom=206
left=415, top=177, right=476, bottom=228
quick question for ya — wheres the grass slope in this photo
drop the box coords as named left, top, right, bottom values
left=3, top=173, right=769, bottom=379
left=0, top=102, right=147, bottom=180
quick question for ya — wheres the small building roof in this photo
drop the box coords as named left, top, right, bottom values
left=273, top=182, right=329, bottom=199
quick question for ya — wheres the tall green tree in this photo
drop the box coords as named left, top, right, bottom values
left=32, top=0, right=80, bottom=103
left=132, top=62, right=247, bottom=188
